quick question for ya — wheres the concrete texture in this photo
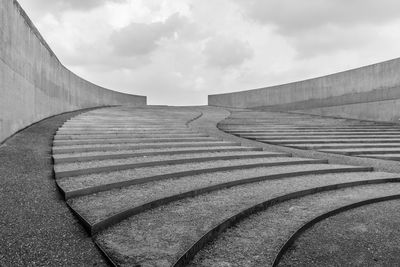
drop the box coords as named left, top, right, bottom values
left=208, top=57, right=400, bottom=122
left=296, top=97, right=400, bottom=123
left=0, top=0, right=146, bottom=143
left=0, top=108, right=107, bottom=266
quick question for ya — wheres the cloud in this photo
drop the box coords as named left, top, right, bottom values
left=236, top=0, right=400, bottom=34
left=234, top=0, right=400, bottom=58
left=19, top=0, right=124, bottom=15
left=109, top=13, right=188, bottom=57
left=289, top=24, right=379, bottom=58
left=203, top=36, right=253, bottom=68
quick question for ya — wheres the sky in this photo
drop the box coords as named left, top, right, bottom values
left=18, top=0, right=400, bottom=106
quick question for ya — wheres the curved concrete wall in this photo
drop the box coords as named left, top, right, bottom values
left=0, top=0, right=146, bottom=143
left=208, top=57, right=400, bottom=122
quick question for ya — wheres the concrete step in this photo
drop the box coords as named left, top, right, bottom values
left=56, top=129, right=195, bottom=135
left=278, top=198, right=400, bottom=266
left=53, top=136, right=220, bottom=146
left=191, top=182, right=400, bottom=266
left=361, top=154, right=400, bottom=161
left=91, top=170, right=391, bottom=266
left=59, top=126, right=189, bottom=131
left=54, top=154, right=297, bottom=178
left=260, top=138, right=400, bottom=144
left=54, top=132, right=208, bottom=140
left=236, top=132, right=400, bottom=137
left=52, top=141, right=241, bottom=154
left=52, top=146, right=264, bottom=164
left=226, top=128, right=400, bottom=133
left=54, top=150, right=289, bottom=170
left=255, top=135, right=400, bottom=140
left=319, top=148, right=400, bottom=155
left=58, top=163, right=357, bottom=199
left=287, top=143, right=400, bottom=150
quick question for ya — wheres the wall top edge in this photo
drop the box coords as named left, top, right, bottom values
left=13, top=0, right=59, bottom=62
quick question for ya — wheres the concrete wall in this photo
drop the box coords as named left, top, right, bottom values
left=208, top=57, right=400, bottom=122
left=0, top=0, right=146, bottom=143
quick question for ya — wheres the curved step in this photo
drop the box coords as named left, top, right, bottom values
left=54, top=132, right=209, bottom=140
left=261, top=138, right=400, bottom=144
left=54, top=152, right=291, bottom=178
left=52, top=141, right=241, bottom=154
left=56, top=129, right=196, bottom=135
left=69, top=170, right=390, bottom=236
left=225, top=128, right=400, bottom=133
left=222, top=110, right=400, bottom=162
left=58, top=160, right=339, bottom=199
left=320, top=148, right=400, bottom=155
left=362, top=154, right=400, bottom=161
left=58, top=127, right=190, bottom=132
left=182, top=182, right=400, bottom=266
left=235, top=132, right=400, bottom=137
left=52, top=146, right=264, bottom=164
left=273, top=194, right=400, bottom=266
left=92, top=170, right=392, bottom=266
left=53, top=137, right=219, bottom=146
left=288, top=143, right=400, bottom=150
left=276, top=198, right=400, bottom=266
left=256, top=134, right=400, bottom=140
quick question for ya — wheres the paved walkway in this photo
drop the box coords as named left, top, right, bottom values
left=0, top=110, right=107, bottom=266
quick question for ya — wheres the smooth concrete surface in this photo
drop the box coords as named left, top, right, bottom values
left=208, top=57, right=400, bottom=122
left=0, top=0, right=146, bottom=143
left=295, top=98, right=400, bottom=123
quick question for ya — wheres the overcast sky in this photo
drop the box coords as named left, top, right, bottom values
left=18, top=0, right=400, bottom=105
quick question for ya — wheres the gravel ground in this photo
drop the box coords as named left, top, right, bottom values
left=279, top=199, right=400, bottom=266
left=70, top=170, right=397, bottom=224
left=55, top=151, right=286, bottom=171
left=190, top=183, right=400, bottom=267
left=57, top=159, right=326, bottom=191
left=0, top=108, right=107, bottom=266
left=94, top=169, right=398, bottom=266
